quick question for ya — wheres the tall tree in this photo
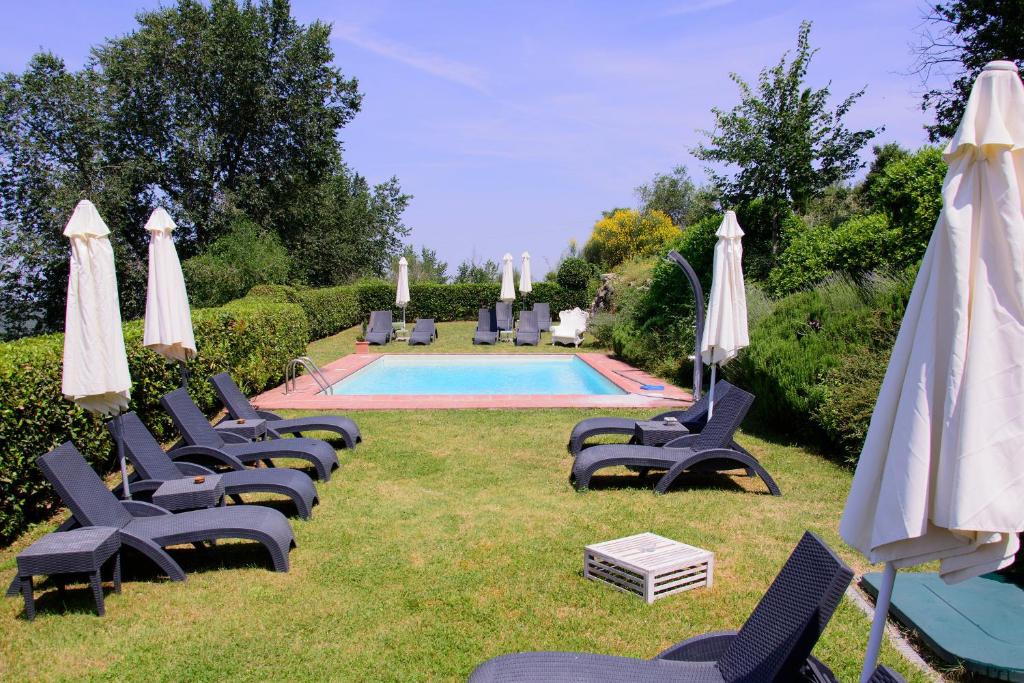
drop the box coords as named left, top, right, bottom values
left=0, top=0, right=409, bottom=337
left=914, top=1, right=1024, bottom=142
left=635, top=166, right=698, bottom=226
left=388, top=245, right=449, bottom=284
left=693, top=21, right=881, bottom=256
left=453, top=259, right=500, bottom=284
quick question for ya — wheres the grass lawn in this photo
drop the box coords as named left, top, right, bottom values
left=307, top=320, right=600, bottom=366
left=0, top=409, right=926, bottom=682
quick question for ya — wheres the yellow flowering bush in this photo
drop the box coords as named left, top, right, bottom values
left=583, top=209, right=679, bottom=268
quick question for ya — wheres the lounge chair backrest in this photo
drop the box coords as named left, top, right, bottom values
left=37, top=442, right=133, bottom=528
left=691, top=386, right=754, bottom=451
left=415, top=318, right=435, bottom=333
left=477, top=308, right=496, bottom=332
left=495, top=302, right=513, bottom=330
left=368, top=310, right=392, bottom=333
left=718, top=531, right=853, bottom=682
left=210, top=372, right=260, bottom=421
left=533, top=302, right=550, bottom=323
left=110, top=412, right=182, bottom=482
left=161, top=387, right=226, bottom=448
left=518, top=310, right=538, bottom=332
left=659, top=380, right=734, bottom=429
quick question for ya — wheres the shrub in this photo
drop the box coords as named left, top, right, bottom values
left=723, top=271, right=914, bottom=458
left=183, top=216, right=292, bottom=307
left=555, top=257, right=595, bottom=290
left=0, top=298, right=306, bottom=544
left=767, top=213, right=896, bottom=295
left=583, top=209, right=679, bottom=269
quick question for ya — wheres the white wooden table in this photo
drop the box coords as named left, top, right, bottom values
left=584, top=532, right=714, bottom=604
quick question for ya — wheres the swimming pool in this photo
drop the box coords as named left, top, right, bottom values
left=327, top=355, right=627, bottom=396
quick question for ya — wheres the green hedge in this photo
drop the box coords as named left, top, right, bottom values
left=247, top=281, right=595, bottom=341
left=0, top=299, right=307, bottom=544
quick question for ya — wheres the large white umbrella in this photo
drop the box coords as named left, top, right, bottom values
left=61, top=199, right=133, bottom=497
left=841, top=61, right=1024, bottom=681
left=699, top=211, right=748, bottom=417
left=395, top=256, right=410, bottom=327
left=500, top=252, right=516, bottom=303
left=143, top=207, right=196, bottom=386
left=519, top=251, right=533, bottom=294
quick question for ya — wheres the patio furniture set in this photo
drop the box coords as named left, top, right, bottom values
left=473, top=302, right=588, bottom=346
left=365, top=310, right=439, bottom=346
left=8, top=369, right=904, bottom=681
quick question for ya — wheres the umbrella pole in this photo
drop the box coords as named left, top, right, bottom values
left=109, top=415, right=131, bottom=500
left=860, top=562, right=896, bottom=682
left=177, top=360, right=189, bottom=389
left=708, top=365, right=717, bottom=418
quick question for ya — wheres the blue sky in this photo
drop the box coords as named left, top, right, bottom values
left=1, top=0, right=934, bottom=277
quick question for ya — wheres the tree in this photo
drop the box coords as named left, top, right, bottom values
left=0, top=0, right=408, bottom=337
left=388, top=245, right=449, bottom=284
left=693, top=21, right=881, bottom=257
left=453, top=259, right=500, bottom=284
left=635, top=166, right=703, bottom=226
left=582, top=209, right=679, bottom=269
left=914, top=1, right=1024, bottom=142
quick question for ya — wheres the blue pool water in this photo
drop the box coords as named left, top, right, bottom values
left=328, top=355, right=626, bottom=395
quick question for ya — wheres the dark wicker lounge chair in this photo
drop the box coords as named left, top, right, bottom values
left=37, top=443, right=294, bottom=581
left=468, top=531, right=853, bottom=682
left=570, top=386, right=781, bottom=495
left=473, top=308, right=499, bottom=345
left=366, top=310, right=393, bottom=345
left=869, top=666, right=906, bottom=683
left=533, top=303, right=551, bottom=332
left=161, top=388, right=339, bottom=481
left=515, top=310, right=540, bottom=346
left=495, top=302, right=513, bottom=331
left=408, top=318, right=438, bottom=346
left=568, top=380, right=732, bottom=456
left=110, top=412, right=318, bottom=520
left=210, top=372, right=360, bottom=449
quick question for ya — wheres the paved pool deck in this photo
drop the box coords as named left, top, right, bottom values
left=251, top=352, right=692, bottom=411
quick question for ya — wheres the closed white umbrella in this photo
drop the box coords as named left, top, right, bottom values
left=842, top=61, right=1024, bottom=681
left=395, top=256, right=410, bottom=327
left=500, top=252, right=516, bottom=303
left=61, top=199, right=133, bottom=497
left=699, top=211, right=748, bottom=417
left=143, top=207, right=196, bottom=386
left=519, top=251, right=533, bottom=294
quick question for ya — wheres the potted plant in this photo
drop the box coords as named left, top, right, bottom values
left=355, top=323, right=369, bottom=354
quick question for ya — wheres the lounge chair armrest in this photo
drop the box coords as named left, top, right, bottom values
left=169, top=445, right=247, bottom=471
left=256, top=410, right=284, bottom=421
left=218, top=431, right=253, bottom=444
left=114, top=479, right=164, bottom=497
left=174, top=461, right=217, bottom=477
left=664, top=434, right=699, bottom=448
left=654, top=630, right=737, bottom=661
left=122, top=500, right=173, bottom=517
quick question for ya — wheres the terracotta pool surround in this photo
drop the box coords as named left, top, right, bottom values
left=252, top=352, right=692, bottom=411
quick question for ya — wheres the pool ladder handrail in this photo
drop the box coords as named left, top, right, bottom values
left=285, top=356, right=333, bottom=396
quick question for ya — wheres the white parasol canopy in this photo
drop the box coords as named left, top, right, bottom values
left=500, top=252, right=516, bottom=303
left=395, top=256, right=410, bottom=326
left=841, top=61, right=1024, bottom=680
left=62, top=200, right=132, bottom=416
left=143, top=207, right=196, bottom=364
left=519, top=251, right=533, bottom=294
left=61, top=200, right=133, bottom=498
left=699, top=211, right=749, bottom=417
